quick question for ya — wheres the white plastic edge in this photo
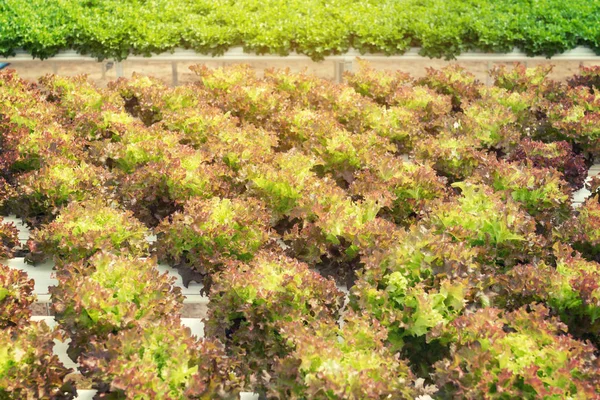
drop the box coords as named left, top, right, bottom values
left=2, top=46, right=600, bottom=62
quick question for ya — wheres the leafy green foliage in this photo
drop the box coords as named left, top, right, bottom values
left=28, top=199, right=150, bottom=262
left=472, top=157, right=572, bottom=229
left=0, top=218, right=19, bottom=259
left=0, top=264, right=34, bottom=328
left=241, top=150, right=319, bottom=217
left=273, top=311, right=418, bottom=399
left=0, top=72, right=85, bottom=177
left=0, top=321, right=76, bottom=399
left=507, top=138, right=588, bottom=190
left=500, top=244, right=600, bottom=343
left=0, top=63, right=600, bottom=397
left=350, top=225, right=491, bottom=373
left=569, top=65, right=600, bottom=93
left=1, top=0, right=600, bottom=60
left=206, top=251, right=344, bottom=393
left=417, top=64, right=483, bottom=111
left=50, top=252, right=184, bottom=359
left=117, top=146, right=235, bottom=226
left=156, top=196, right=272, bottom=283
left=81, top=319, right=241, bottom=399
left=434, top=305, right=600, bottom=399
left=588, top=175, right=600, bottom=199
left=561, top=198, right=600, bottom=262
left=10, top=159, right=110, bottom=226
left=425, top=183, right=545, bottom=267
left=491, top=63, right=557, bottom=94
left=344, top=59, right=412, bottom=106
left=413, top=133, right=487, bottom=182
left=350, top=155, right=447, bottom=225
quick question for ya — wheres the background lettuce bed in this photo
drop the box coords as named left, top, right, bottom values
left=1, top=62, right=600, bottom=398
left=1, top=0, right=600, bottom=61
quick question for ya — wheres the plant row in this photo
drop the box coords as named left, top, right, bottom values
left=1, top=62, right=600, bottom=398
left=1, top=0, right=600, bottom=61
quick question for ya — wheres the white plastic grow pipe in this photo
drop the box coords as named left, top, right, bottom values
left=3, top=46, right=600, bottom=62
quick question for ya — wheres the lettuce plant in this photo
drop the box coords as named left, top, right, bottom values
left=500, top=244, right=600, bottom=341
left=38, top=74, right=122, bottom=116
left=472, top=157, right=572, bottom=228
left=161, top=104, right=238, bottom=147
left=11, top=159, right=109, bottom=225
left=0, top=119, right=85, bottom=175
left=202, top=124, right=278, bottom=172
left=0, top=177, right=13, bottom=206
left=0, top=321, right=76, bottom=399
left=282, top=216, right=401, bottom=288
left=425, top=182, right=544, bottom=267
left=506, top=138, right=588, bottom=190
left=587, top=175, right=600, bottom=199
left=147, top=148, right=223, bottom=203
left=71, top=107, right=141, bottom=142
left=350, top=226, right=490, bottom=361
left=478, top=86, right=538, bottom=128
left=417, top=64, right=482, bottom=111
left=271, top=103, right=396, bottom=179
left=546, top=90, right=600, bottom=156
left=568, top=66, right=600, bottom=93
left=118, top=147, right=234, bottom=226
left=490, top=63, right=556, bottom=94
left=81, top=319, right=240, bottom=399
left=0, top=218, right=19, bottom=259
left=288, top=181, right=383, bottom=274
left=311, top=129, right=393, bottom=185
left=191, top=64, right=286, bottom=124
left=1, top=0, right=600, bottom=62
left=550, top=247, right=600, bottom=333
left=351, top=155, right=447, bottom=225
left=358, top=225, right=488, bottom=290
left=50, top=252, right=183, bottom=359
left=115, top=165, right=177, bottom=227
left=241, top=150, right=319, bottom=216
left=267, top=107, right=340, bottom=151
left=461, top=99, right=522, bottom=151
left=413, top=133, right=487, bottom=182
left=101, top=130, right=186, bottom=173
left=434, top=305, right=600, bottom=399
left=315, top=85, right=385, bottom=135
left=37, top=75, right=129, bottom=144
left=364, top=105, right=419, bottom=152
left=264, top=74, right=373, bottom=134
left=28, top=199, right=149, bottom=262
left=206, top=251, right=344, bottom=392
left=109, top=74, right=168, bottom=126
left=343, top=59, right=412, bottom=106
left=272, top=311, right=419, bottom=400
left=353, top=274, right=469, bottom=352
left=41, top=74, right=146, bottom=143
left=262, top=68, right=320, bottom=108
left=156, top=196, right=271, bottom=281
left=0, top=70, right=41, bottom=111
left=387, top=85, right=452, bottom=133
left=0, top=74, right=84, bottom=174
left=0, top=76, right=64, bottom=157
left=0, top=263, right=34, bottom=328
left=562, top=198, right=600, bottom=262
